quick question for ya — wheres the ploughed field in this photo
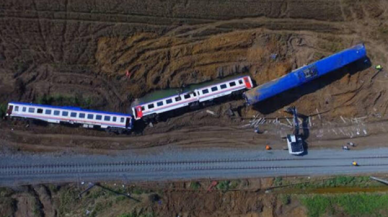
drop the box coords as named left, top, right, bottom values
left=1, top=0, right=388, bottom=153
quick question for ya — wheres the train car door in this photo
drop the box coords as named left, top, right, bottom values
left=125, top=117, right=131, bottom=129
left=135, top=106, right=143, bottom=119
left=243, top=77, right=252, bottom=89
left=6, top=105, right=13, bottom=116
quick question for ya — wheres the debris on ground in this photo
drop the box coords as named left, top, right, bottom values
left=207, top=181, right=218, bottom=192
left=206, top=110, right=216, bottom=116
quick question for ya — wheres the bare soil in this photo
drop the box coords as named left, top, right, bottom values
left=0, top=178, right=306, bottom=217
left=1, top=1, right=388, bottom=216
left=0, top=0, right=388, bottom=155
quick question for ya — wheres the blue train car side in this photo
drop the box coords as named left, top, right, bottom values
left=243, top=44, right=367, bottom=105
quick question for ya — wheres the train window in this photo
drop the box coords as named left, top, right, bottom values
left=175, top=96, right=182, bottom=102
left=202, top=89, right=209, bottom=94
left=166, top=99, right=173, bottom=104
left=37, top=108, right=43, bottom=114
left=28, top=107, right=35, bottom=113
left=45, top=109, right=52, bottom=115
left=62, top=111, right=69, bottom=117
left=54, top=110, right=60, bottom=116
left=79, top=113, right=85, bottom=118
left=87, top=114, right=94, bottom=119
left=96, top=115, right=102, bottom=120
left=141, top=106, right=145, bottom=111
left=70, top=112, right=77, bottom=117
left=184, top=94, right=190, bottom=99
left=220, top=84, right=227, bottom=89
left=229, top=81, right=236, bottom=87
left=104, top=116, right=110, bottom=121
left=148, top=104, right=155, bottom=109
left=211, top=86, right=218, bottom=92
left=303, top=66, right=318, bottom=78
left=157, top=101, right=163, bottom=106
left=15, top=106, right=19, bottom=112
left=22, top=107, right=27, bottom=112
left=193, top=92, right=197, bottom=96
left=113, top=117, right=117, bottom=122
left=120, top=117, right=124, bottom=123
left=238, top=79, right=243, bottom=84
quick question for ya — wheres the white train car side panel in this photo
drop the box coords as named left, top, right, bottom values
left=6, top=102, right=133, bottom=131
left=132, top=75, right=253, bottom=120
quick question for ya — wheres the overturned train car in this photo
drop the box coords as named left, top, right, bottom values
left=243, top=44, right=367, bottom=105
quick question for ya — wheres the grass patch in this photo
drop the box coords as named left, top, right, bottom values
left=189, top=182, right=201, bottom=190
left=295, top=176, right=377, bottom=189
left=36, top=94, right=93, bottom=108
left=0, top=197, right=16, bottom=217
left=117, top=210, right=155, bottom=217
left=280, top=194, right=291, bottom=205
left=0, top=104, right=7, bottom=118
left=216, top=180, right=230, bottom=191
left=115, top=195, right=128, bottom=202
left=90, top=201, right=113, bottom=217
left=229, top=180, right=240, bottom=190
left=274, top=177, right=283, bottom=187
left=58, top=188, right=78, bottom=216
left=130, top=187, right=149, bottom=195
left=301, top=193, right=388, bottom=217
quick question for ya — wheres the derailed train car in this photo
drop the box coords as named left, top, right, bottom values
left=243, top=44, right=367, bottom=105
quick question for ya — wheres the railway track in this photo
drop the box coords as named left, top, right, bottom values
left=2, top=155, right=388, bottom=176
left=2, top=149, right=388, bottom=186
left=2, top=155, right=388, bottom=169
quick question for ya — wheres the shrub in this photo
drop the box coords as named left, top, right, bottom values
left=0, top=104, right=7, bottom=118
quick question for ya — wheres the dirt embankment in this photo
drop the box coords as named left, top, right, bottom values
left=1, top=0, right=388, bottom=115
left=0, top=178, right=307, bottom=217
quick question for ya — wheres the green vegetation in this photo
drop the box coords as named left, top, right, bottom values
left=13, top=60, right=29, bottom=73
left=280, top=194, right=291, bottom=205
left=36, top=94, right=93, bottom=108
left=58, top=188, right=78, bottom=216
left=274, top=177, right=283, bottom=187
left=115, top=195, right=128, bottom=202
left=0, top=103, right=7, bottom=118
left=190, top=181, right=201, bottom=190
left=216, top=180, right=230, bottom=191
left=295, top=176, right=378, bottom=189
left=90, top=201, right=113, bottom=217
left=273, top=176, right=380, bottom=190
left=117, top=211, right=155, bottom=217
left=301, top=193, right=388, bottom=217
left=229, top=180, right=240, bottom=189
left=130, top=186, right=150, bottom=195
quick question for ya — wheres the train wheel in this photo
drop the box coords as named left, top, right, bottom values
left=189, top=102, right=200, bottom=110
left=155, top=114, right=161, bottom=122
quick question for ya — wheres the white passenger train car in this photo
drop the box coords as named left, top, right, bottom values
left=131, top=75, right=253, bottom=121
left=6, top=102, right=133, bottom=132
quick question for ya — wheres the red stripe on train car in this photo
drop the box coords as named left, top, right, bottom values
left=243, top=77, right=252, bottom=89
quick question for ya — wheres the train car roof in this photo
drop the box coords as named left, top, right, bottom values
left=9, top=102, right=132, bottom=117
left=132, top=74, right=249, bottom=106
